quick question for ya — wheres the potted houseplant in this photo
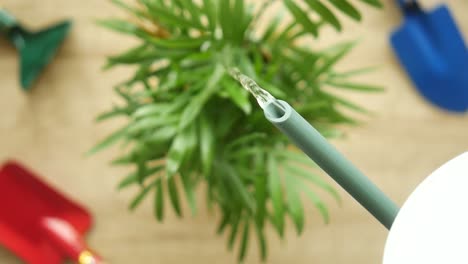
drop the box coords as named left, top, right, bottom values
left=91, top=0, right=383, bottom=261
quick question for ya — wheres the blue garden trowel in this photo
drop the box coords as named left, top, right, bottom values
left=0, top=9, right=71, bottom=90
left=390, top=0, right=468, bottom=113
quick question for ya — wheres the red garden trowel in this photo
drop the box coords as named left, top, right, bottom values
left=0, top=9, right=71, bottom=90
left=0, top=161, right=104, bottom=264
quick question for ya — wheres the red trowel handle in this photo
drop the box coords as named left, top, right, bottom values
left=41, top=217, right=105, bottom=264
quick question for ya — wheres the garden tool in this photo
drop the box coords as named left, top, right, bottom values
left=390, top=0, right=468, bottom=112
left=0, top=161, right=103, bottom=264
left=0, top=9, right=71, bottom=90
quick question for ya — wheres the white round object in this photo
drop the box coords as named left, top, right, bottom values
left=383, top=152, right=468, bottom=264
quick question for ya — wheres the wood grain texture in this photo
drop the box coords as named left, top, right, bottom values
left=0, top=0, right=467, bottom=263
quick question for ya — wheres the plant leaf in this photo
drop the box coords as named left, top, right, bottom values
left=223, top=164, right=256, bottom=213
left=284, top=0, right=318, bottom=37
left=96, top=19, right=142, bottom=35
left=167, top=176, right=182, bottom=216
left=111, top=0, right=146, bottom=17
left=327, top=0, right=362, bottom=21
left=359, top=0, right=383, bottom=8
left=225, top=133, right=266, bottom=151
left=254, top=173, right=267, bottom=229
left=118, top=164, right=164, bottom=189
left=261, top=10, right=284, bottom=41
left=104, top=44, right=156, bottom=68
left=228, top=214, right=241, bottom=250
left=254, top=223, right=267, bottom=261
left=128, top=115, right=179, bottom=134
left=217, top=209, right=231, bottom=234
left=299, top=183, right=330, bottom=223
left=321, top=91, right=369, bottom=114
left=325, top=80, right=384, bottom=92
left=142, top=1, right=205, bottom=30
left=134, top=95, right=191, bottom=119
left=136, top=152, right=147, bottom=184
left=180, top=171, right=197, bottom=216
left=329, top=66, right=378, bottom=79
left=166, top=124, right=196, bottom=177
left=199, top=113, right=215, bottom=178
left=285, top=165, right=341, bottom=203
left=219, top=0, right=232, bottom=40
left=284, top=173, right=304, bottom=234
left=222, top=78, right=252, bottom=114
left=202, top=0, right=217, bottom=31
left=145, top=126, right=178, bottom=144
left=87, top=125, right=129, bottom=155
left=311, top=42, right=355, bottom=79
left=267, top=155, right=285, bottom=237
left=238, top=219, right=250, bottom=262
left=129, top=183, right=153, bottom=210
left=304, top=0, right=341, bottom=31
left=146, top=36, right=208, bottom=50
left=96, top=106, right=132, bottom=121
left=154, top=179, right=164, bottom=221
left=232, top=0, right=245, bottom=43
left=275, top=149, right=317, bottom=167
left=176, top=0, right=204, bottom=28
left=178, top=65, right=224, bottom=130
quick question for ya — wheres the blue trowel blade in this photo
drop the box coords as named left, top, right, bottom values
left=391, top=4, right=468, bottom=112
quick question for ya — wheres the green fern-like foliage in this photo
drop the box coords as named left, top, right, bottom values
left=92, top=0, right=382, bottom=261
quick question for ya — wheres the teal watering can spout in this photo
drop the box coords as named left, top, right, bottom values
left=0, top=9, right=71, bottom=90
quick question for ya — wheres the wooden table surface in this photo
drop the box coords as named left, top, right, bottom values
left=1, top=0, right=467, bottom=263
